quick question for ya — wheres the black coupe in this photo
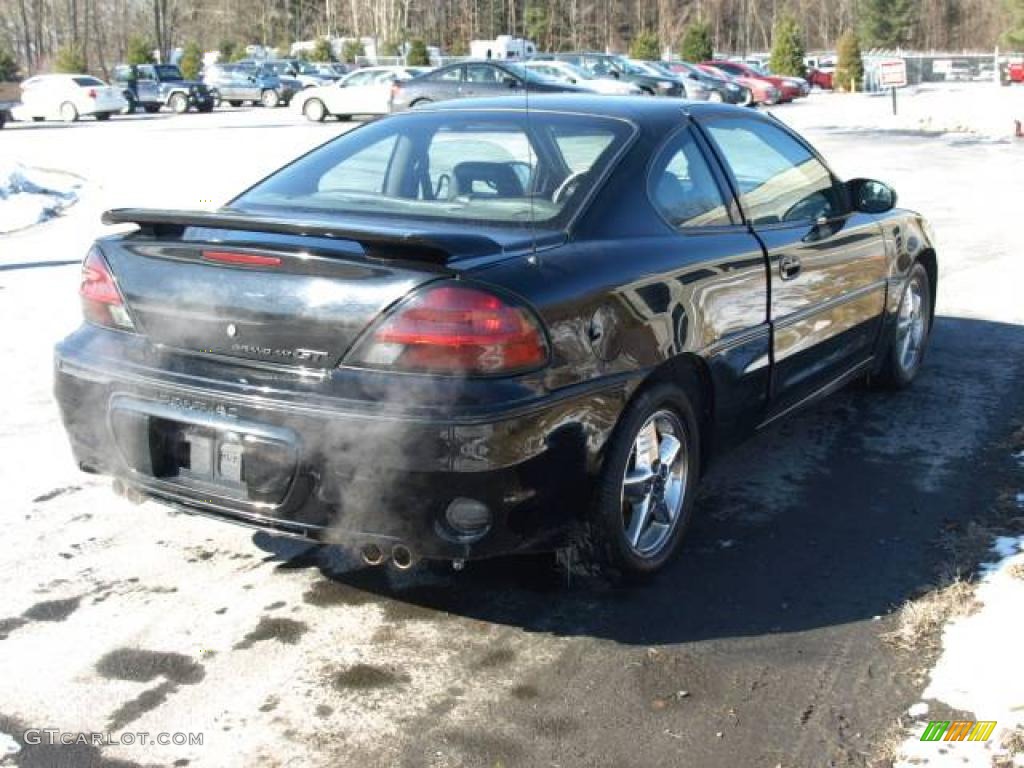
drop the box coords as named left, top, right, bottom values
left=55, top=96, right=936, bottom=576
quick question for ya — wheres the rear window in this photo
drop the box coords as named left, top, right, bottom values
left=233, top=111, right=634, bottom=228
left=73, top=76, right=104, bottom=86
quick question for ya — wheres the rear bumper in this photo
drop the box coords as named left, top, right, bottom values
left=54, top=329, right=630, bottom=560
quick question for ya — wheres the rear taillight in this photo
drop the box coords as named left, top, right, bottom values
left=87, top=88, right=97, bottom=99
left=346, top=283, right=548, bottom=376
left=80, top=247, right=134, bottom=331
left=390, top=81, right=401, bottom=99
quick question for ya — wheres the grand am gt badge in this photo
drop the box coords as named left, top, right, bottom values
left=230, top=342, right=329, bottom=363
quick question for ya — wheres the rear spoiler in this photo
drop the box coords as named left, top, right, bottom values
left=101, top=208, right=504, bottom=263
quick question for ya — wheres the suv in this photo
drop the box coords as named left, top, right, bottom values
left=541, top=53, right=684, bottom=96
left=203, top=64, right=297, bottom=108
left=258, top=59, right=340, bottom=88
left=112, top=64, right=214, bottom=113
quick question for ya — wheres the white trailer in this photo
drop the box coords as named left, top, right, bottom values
left=469, top=36, right=537, bottom=60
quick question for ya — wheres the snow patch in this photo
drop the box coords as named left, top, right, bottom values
left=0, top=162, right=83, bottom=234
left=894, top=534, right=1024, bottom=767
left=0, top=731, right=20, bottom=756
left=907, top=701, right=929, bottom=719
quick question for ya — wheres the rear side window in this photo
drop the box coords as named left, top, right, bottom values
left=648, top=128, right=732, bottom=229
left=428, top=67, right=462, bottom=82
left=703, top=117, right=845, bottom=225
left=73, top=76, right=104, bottom=86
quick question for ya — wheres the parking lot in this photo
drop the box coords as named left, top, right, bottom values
left=2, top=86, right=1024, bottom=767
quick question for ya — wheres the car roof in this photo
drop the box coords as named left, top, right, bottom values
left=417, top=92, right=754, bottom=121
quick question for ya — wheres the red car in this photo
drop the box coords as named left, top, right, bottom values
left=1010, top=62, right=1024, bottom=83
left=807, top=68, right=834, bottom=89
left=697, top=63, right=781, bottom=105
left=704, top=60, right=804, bottom=102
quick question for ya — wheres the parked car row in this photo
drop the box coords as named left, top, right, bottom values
left=2, top=52, right=814, bottom=127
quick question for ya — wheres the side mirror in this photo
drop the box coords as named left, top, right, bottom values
left=848, top=178, right=897, bottom=214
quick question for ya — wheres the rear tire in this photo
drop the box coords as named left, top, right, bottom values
left=303, top=98, right=327, bottom=122
left=260, top=89, right=280, bottom=108
left=60, top=102, right=79, bottom=122
left=581, top=383, right=701, bottom=578
left=872, top=262, right=932, bottom=389
left=94, top=112, right=111, bottom=121
left=169, top=92, right=189, bottom=114
left=228, top=100, right=243, bottom=107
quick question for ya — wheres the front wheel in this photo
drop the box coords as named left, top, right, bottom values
left=143, top=104, right=161, bottom=114
left=261, top=89, right=280, bottom=108
left=873, top=262, right=932, bottom=389
left=60, top=102, right=79, bottom=122
left=169, top=93, right=189, bottom=114
left=583, top=383, right=700, bottom=577
left=303, top=98, right=327, bottom=122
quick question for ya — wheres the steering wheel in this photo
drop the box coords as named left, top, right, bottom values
left=553, top=170, right=588, bottom=205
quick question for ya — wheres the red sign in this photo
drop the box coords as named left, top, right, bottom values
left=879, top=59, right=908, bottom=88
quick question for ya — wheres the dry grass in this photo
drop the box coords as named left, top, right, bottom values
left=1000, top=725, right=1024, bottom=755
left=881, top=572, right=980, bottom=652
left=873, top=717, right=911, bottom=766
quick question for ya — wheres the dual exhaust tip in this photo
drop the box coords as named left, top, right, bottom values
left=361, top=543, right=415, bottom=570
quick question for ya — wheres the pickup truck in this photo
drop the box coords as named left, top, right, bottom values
left=112, top=63, right=214, bottom=113
left=0, top=81, right=19, bottom=128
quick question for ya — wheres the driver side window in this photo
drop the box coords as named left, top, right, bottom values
left=704, top=117, right=845, bottom=226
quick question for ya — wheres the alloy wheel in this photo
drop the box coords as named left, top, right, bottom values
left=620, top=410, right=689, bottom=558
left=896, top=272, right=928, bottom=373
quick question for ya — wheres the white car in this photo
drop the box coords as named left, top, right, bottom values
left=294, top=66, right=430, bottom=122
left=521, top=61, right=643, bottom=95
left=12, top=74, right=127, bottom=123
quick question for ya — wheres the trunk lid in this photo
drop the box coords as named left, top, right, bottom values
left=99, top=208, right=547, bottom=370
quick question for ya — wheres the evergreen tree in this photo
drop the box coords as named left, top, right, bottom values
left=834, top=29, right=864, bottom=91
left=219, top=40, right=239, bottom=62
left=126, top=36, right=155, bottom=65
left=679, top=21, right=714, bottom=62
left=55, top=44, right=87, bottom=73
left=310, top=38, right=333, bottom=62
left=525, top=5, right=550, bottom=47
left=406, top=39, right=430, bottom=66
left=1005, top=0, right=1024, bottom=48
left=629, top=31, right=660, bottom=61
left=380, top=40, right=401, bottom=57
left=860, top=0, right=918, bottom=49
left=769, top=17, right=806, bottom=78
left=179, top=41, right=202, bottom=80
left=341, top=39, right=365, bottom=63
left=0, top=45, right=18, bottom=80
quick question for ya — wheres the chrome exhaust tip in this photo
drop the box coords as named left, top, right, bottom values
left=361, top=543, right=387, bottom=567
left=391, top=545, right=415, bottom=570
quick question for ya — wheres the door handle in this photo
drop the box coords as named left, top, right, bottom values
left=779, top=254, right=802, bottom=280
